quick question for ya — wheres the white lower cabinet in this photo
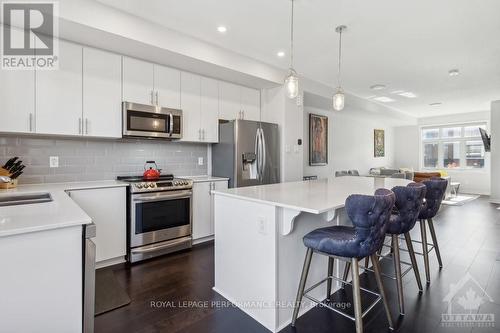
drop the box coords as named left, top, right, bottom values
left=192, top=179, right=228, bottom=240
left=68, top=187, right=127, bottom=264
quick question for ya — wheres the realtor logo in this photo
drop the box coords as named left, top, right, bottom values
left=1, top=1, right=59, bottom=70
left=441, top=273, right=495, bottom=328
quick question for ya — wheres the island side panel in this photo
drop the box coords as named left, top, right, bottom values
left=277, top=209, right=339, bottom=330
left=0, top=225, right=83, bottom=333
left=213, top=194, right=278, bottom=332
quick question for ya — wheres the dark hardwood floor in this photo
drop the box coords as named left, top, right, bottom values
left=95, top=197, right=500, bottom=333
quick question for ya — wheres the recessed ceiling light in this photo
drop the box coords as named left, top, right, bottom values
left=370, top=84, right=386, bottom=90
left=429, top=102, right=442, bottom=106
left=397, top=92, right=417, bottom=98
left=277, top=51, right=285, bottom=58
left=448, top=69, right=460, bottom=76
left=372, top=96, right=395, bottom=103
left=217, top=26, right=227, bottom=33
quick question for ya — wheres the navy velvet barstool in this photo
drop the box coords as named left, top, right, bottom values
left=418, top=177, right=448, bottom=283
left=342, top=183, right=426, bottom=315
left=291, top=189, right=396, bottom=333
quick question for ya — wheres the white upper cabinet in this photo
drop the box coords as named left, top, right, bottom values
left=219, top=82, right=260, bottom=121
left=219, top=81, right=241, bottom=121
left=180, top=72, right=201, bottom=142
left=122, top=57, right=154, bottom=105
left=0, top=64, right=35, bottom=134
left=154, top=65, right=181, bottom=108
left=36, top=40, right=83, bottom=136
left=83, top=48, right=122, bottom=138
left=241, top=87, right=261, bottom=121
left=0, top=27, right=35, bottom=134
left=200, top=77, right=219, bottom=142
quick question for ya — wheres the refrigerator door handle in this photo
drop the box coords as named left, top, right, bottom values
left=254, top=129, right=261, bottom=179
left=260, top=128, right=266, bottom=180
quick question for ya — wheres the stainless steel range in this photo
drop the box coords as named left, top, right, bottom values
left=118, top=174, right=193, bottom=263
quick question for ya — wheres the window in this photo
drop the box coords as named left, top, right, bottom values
left=421, top=122, right=487, bottom=170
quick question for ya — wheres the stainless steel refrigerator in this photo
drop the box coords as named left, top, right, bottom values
left=212, top=120, right=280, bottom=188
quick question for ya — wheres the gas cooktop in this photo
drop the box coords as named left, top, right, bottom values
left=117, top=175, right=192, bottom=193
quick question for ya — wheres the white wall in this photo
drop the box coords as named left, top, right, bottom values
left=394, top=111, right=491, bottom=195
left=262, top=86, right=304, bottom=182
left=490, top=101, right=500, bottom=202
left=302, top=106, right=399, bottom=179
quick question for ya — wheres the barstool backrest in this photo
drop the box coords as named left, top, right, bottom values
left=345, top=188, right=395, bottom=258
left=390, top=182, right=427, bottom=234
left=419, top=177, right=448, bottom=220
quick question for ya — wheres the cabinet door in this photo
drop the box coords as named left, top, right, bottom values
left=241, top=86, right=261, bottom=121
left=83, top=48, right=122, bottom=138
left=180, top=72, right=201, bottom=142
left=68, top=187, right=127, bottom=263
left=200, top=77, right=219, bottom=143
left=211, top=180, right=228, bottom=235
left=0, top=27, right=35, bottom=133
left=219, top=81, right=241, bottom=120
left=0, top=66, right=35, bottom=134
left=122, top=57, right=154, bottom=105
left=154, top=65, right=180, bottom=108
left=36, top=40, right=83, bottom=135
left=192, top=182, right=212, bottom=239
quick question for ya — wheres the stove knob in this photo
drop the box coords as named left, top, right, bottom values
left=174, top=181, right=179, bottom=186
left=149, top=183, right=155, bottom=188
left=136, top=183, right=143, bottom=189
left=183, top=181, right=188, bottom=185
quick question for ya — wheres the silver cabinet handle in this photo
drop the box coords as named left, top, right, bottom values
left=29, top=113, right=34, bottom=132
left=202, top=129, right=205, bottom=141
left=79, top=118, right=82, bottom=134
left=155, top=91, right=159, bottom=106
left=198, top=128, right=202, bottom=141
left=150, top=90, right=154, bottom=105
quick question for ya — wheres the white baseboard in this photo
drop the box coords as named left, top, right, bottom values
left=96, top=256, right=126, bottom=269
left=193, top=235, right=214, bottom=245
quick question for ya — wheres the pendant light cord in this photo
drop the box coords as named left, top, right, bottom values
left=290, top=0, right=294, bottom=69
left=337, top=27, right=342, bottom=88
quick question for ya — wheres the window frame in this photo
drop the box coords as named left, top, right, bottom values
left=419, top=121, right=488, bottom=171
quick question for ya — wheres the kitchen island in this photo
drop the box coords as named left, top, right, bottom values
left=212, top=176, right=410, bottom=332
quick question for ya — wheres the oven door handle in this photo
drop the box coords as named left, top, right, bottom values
left=133, top=191, right=192, bottom=203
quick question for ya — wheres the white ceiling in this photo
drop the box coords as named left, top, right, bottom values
left=96, top=0, right=500, bottom=117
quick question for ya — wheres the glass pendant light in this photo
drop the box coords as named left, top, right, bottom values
left=284, top=0, right=299, bottom=99
left=333, top=25, right=346, bottom=111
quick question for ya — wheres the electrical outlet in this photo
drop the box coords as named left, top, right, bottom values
left=257, top=217, right=267, bottom=235
left=198, top=157, right=204, bottom=166
left=49, top=156, right=59, bottom=168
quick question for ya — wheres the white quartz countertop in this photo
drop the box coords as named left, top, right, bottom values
left=212, top=176, right=411, bottom=214
left=180, top=175, right=229, bottom=183
left=0, top=180, right=128, bottom=238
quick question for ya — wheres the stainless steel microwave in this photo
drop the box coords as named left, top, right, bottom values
left=122, top=102, right=182, bottom=139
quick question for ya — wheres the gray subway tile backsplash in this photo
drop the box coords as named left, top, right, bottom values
left=0, top=136, right=208, bottom=184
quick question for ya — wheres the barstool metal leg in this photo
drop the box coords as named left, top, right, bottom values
left=420, top=219, right=431, bottom=284
left=392, top=235, right=404, bottom=315
left=364, top=256, right=370, bottom=272
left=404, top=232, right=423, bottom=291
left=427, top=218, right=443, bottom=268
left=342, top=261, right=351, bottom=289
left=371, top=254, right=395, bottom=330
left=351, top=258, right=363, bottom=333
left=327, top=257, right=334, bottom=299
left=292, top=248, right=313, bottom=326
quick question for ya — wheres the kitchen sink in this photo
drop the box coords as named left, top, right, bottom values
left=0, top=193, right=53, bottom=207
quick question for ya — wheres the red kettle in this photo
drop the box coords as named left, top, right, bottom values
left=143, top=161, right=161, bottom=180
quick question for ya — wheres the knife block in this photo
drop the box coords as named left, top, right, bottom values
left=0, top=178, right=17, bottom=189
left=0, top=167, right=10, bottom=177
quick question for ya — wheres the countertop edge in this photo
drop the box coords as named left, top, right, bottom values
left=212, top=190, right=330, bottom=215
